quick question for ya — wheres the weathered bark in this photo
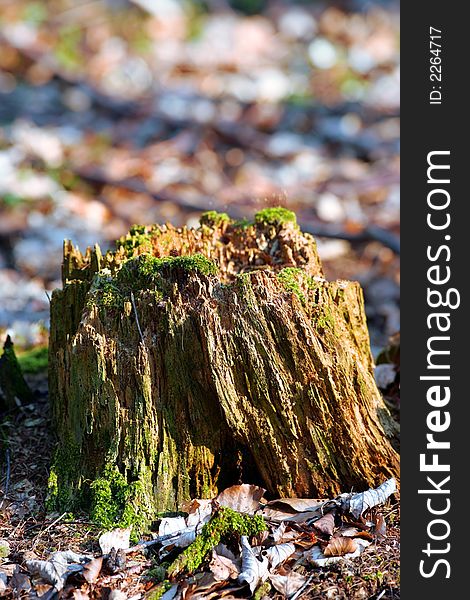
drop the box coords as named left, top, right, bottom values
left=48, top=209, right=399, bottom=524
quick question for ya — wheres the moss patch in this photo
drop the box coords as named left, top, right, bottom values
left=116, top=225, right=154, bottom=257
left=277, top=267, right=319, bottom=306
left=254, top=207, right=297, bottom=227
left=168, top=507, right=266, bottom=576
left=92, top=254, right=218, bottom=312
left=277, top=267, right=307, bottom=304
left=254, top=581, right=271, bottom=599
left=199, top=211, right=231, bottom=227
left=0, top=539, right=10, bottom=559
left=89, top=464, right=148, bottom=532
left=46, top=437, right=82, bottom=510
left=118, top=253, right=218, bottom=287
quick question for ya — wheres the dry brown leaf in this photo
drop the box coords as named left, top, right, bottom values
left=269, top=570, right=307, bottom=597
left=373, top=513, right=387, bottom=538
left=313, top=512, right=335, bottom=536
left=251, top=528, right=269, bottom=547
left=82, top=557, right=103, bottom=584
left=262, top=505, right=324, bottom=524
left=339, top=527, right=359, bottom=537
left=10, top=569, right=32, bottom=594
left=353, top=531, right=374, bottom=541
left=213, top=544, right=238, bottom=561
left=324, top=536, right=358, bottom=557
left=35, top=583, right=54, bottom=598
left=99, top=528, right=131, bottom=555
left=209, top=550, right=241, bottom=581
left=265, top=498, right=326, bottom=513
left=216, top=484, right=266, bottom=515
left=291, top=532, right=318, bottom=550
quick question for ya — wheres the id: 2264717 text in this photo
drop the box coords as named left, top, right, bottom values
left=429, top=27, right=442, bottom=105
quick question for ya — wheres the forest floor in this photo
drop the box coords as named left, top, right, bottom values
left=1, top=0, right=400, bottom=597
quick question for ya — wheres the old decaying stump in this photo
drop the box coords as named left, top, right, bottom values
left=48, top=209, right=399, bottom=524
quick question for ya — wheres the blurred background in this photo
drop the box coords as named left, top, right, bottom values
left=0, top=0, right=399, bottom=355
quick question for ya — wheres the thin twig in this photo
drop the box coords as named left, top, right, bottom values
left=32, top=512, right=68, bottom=550
left=290, top=573, right=314, bottom=600
left=130, top=291, right=145, bottom=344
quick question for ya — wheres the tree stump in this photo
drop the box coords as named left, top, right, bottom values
left=0, top=335, right=32, bottom=412
left=48, top=208, right=399, bottom=526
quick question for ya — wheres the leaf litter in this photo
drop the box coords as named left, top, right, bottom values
left=1, top=479, right=397, bottom=599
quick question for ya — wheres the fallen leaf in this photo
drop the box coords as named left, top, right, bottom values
left=209, top=550, right=241, bottom=581
left=251, top=528, right=269, bottom=547
left=339, top=479, right=396, bottom=519
left=10, top=568, right=32, bottom=594
left=82, top=557, right=103, bottom=584
left=306, top=539, right=371, bottom=567
left=105, top=548, right=127, bottom=574
left=339, top=527, right=360, bottom=537
left=265, top=498, right=326, bottom=513
left=272, top=522, right=301, bottom=544
left=313, top=512, right=336, bottom=536
left=186, top=499, right=214, bottom=528
left=35, top=583, right=53, bottom=598
left=373, top=513, right=387, bottom=539
left=261, top=543, right=296, bottom=569
left=216, top=484, right=266, bottom=515
left=0, top=564, right=16, bottom=577
left=99, top=528, right=131, bottom=555
left=26, top=551, right=90, bottom=590
left=269, top=570, right=307, bottom=597
left=261, top=498, right=327, bottom=524
left=158, top=516, right=197, bottom=552
left=237, top=536, right=269, bottom=593
left=353, top=531, right=375, bottom=542
left=324, top=536, right=358, bottom=557
left=213, top=544, right=238, bottom=561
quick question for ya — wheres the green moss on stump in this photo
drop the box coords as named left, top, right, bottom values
left=92, top=254, right=218, bottom=312
left=199, top=211, right=231, bottom=227
left=277, top=267, right=320, bottom=306
left=46, top=437, right=82, bottom=511
left=277, top=267, right=307, bottom=304
left=117, top=225, right=153, bottom=257
left=168, top=507, right=266, bottom=576
left=89, top=465, right=147, bottom=532
left=117, top=253, right=218, bottom=288
left=254, top=207, right=297, bottom=227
